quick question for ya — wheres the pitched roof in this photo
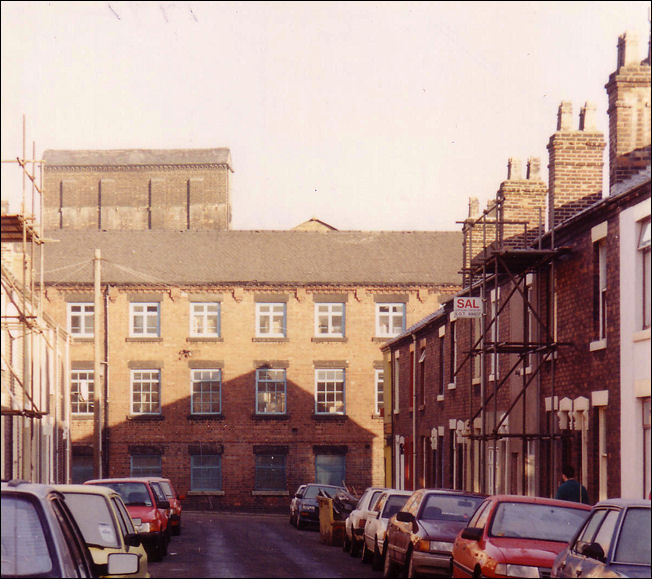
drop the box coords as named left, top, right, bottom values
left=40, top=230, right=462, bottom=286
left=42, top=148, right=232, bottom=168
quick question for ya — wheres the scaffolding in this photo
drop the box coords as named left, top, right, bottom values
left=1, top=120, right=71, bottom=483
left=458, top=196, right=569, bottom=496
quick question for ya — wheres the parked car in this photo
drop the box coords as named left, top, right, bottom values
left=384, top=488, right=485, bottom=578
left=1, top=480, right=139, bottom=578
left=361, top=489, right=412, bottom=570
left=552, top=498, right=651, bottom=578
left=451, top=494, right=591, bottom=578
left=289, top=483, right=345, bottom=529
left=344, top=486, right=387, bottom=556
left=53, top=484, right=150, bottom=578
left=149, top=477, right=183, bottom=535
left=85, top=478, right=170, bottom=562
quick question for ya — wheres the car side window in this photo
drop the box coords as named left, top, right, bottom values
left=111, top=497, right=130, bottom=538
left=374, top=495, right=387, bottom=513
left=573, top=509, right=608, bottom=554
left=407, top=493, right=423, bottom=517
left=369, top=491, right=383, bottom=510
left=471, top=500, right=492, bottom=530
left=150, top=483, right=166, bottom=505
left=50, top=496, right=94, bottom=577
left=467, top=499, right=488, bottom=528
left=592, top=510, right=619, bottom=557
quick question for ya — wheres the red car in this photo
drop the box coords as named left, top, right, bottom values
left=149, top=476, right=184, bottom=535
left=85, top=477, right=171, bottom=562
left=451, top=494, right=591, bottom=578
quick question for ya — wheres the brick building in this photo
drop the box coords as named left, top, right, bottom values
left=382, top=30, right=651, bottom=500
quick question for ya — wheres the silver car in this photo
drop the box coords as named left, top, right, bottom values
left=361, top=489, right=412, bottom=571
left=344, top=486, right=387, bottom=556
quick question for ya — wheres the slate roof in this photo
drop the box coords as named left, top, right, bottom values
left=42, top=148, right=232, bottom=168
left=40, top=230, right=463, bottom=286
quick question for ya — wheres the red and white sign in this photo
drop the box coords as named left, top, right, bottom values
left=454, top=296, right=483, bottom=318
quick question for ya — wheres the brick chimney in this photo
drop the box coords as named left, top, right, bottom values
left=547, top=102, right=606, bottom=227
left=605, top=30, right=651, bottom=191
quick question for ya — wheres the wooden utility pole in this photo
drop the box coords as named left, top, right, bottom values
left=93, top=249, right=103, bottom=478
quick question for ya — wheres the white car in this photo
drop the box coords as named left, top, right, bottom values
left=361, top=489, right=412, bottom=570
left=344, top=486, right=387, bottom=556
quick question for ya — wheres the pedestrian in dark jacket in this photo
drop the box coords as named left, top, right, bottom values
left=555, top=465, right=590, bottom=504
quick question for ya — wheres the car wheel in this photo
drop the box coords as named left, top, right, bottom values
left=372, top=541, right=383, bottom=571
left=407, top=551, right=417, bottom=578
left=342, top=533, right=351, bottom=552
left=172, top=522, right=181, bottom=536
left=473, top=565, right=482, bottom=579
left=350, top=537, right=360, bottom=557
left=383, top=547, right=398, bottom=578
left=361, top=540, right=373, bottom=564
left=289, top=512, right=295, bottom=526
left=296, top=514, right=304, bottom=530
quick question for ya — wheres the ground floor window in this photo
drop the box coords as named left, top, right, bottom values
left=315, top=454, right=345, bottom=486
left=130, top=454, right=161, bottom=477
left=190, top=455, right=222, bottom=491
left=255, top=452, right=287, bottom=491
left=71, top=454, right=93, bottom=484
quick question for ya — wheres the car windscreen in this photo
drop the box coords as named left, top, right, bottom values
left=97, top=482, right=153, bottom=506
left=419, top=494, right=484, bottom=522
left=304, top=486, right=340, bottom=499
left=62, top=492, right=121, bottom=548
left=383, top=495, right=410, bottom=518
left=614, top=507, right=651, bottom=565
left=1, top=495, right=54, bottom=576
left=490, top=502, right=589, bottom=542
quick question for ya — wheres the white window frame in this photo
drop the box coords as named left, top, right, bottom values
left=190, top=369, right=221, bottom=414
left=67, top=303, right=94, bottom=337
left=374, top=368, right=384, bottom=416
left=129, top=302, right=160, bottom=338
left=190, top=302, right=220, bottom=337
left=597, top=240, right=607, bottom=341
left=255, top=368, right=287, bottom=414
left=255, top=302, right=286, bottom=338
left=638, top=217, right=651, bottom=330
left=376, top=303, right=405, bottom=338
left=71, top=370, right=94, bottom=414
left=314, top=302, right=345, bottom=337
left=393, top=353, right=400, bottom=413
left=315, top=368, right=345, bottom=415
left=130, top=369, right=161, bottom=415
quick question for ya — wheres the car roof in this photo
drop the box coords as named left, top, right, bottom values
left=487, top=494, right=592, bottom=509
left=2, top=480, right=61, bottom=499
left=53, top=483, right=118, bottom=497
left=85, top=477, right=156, bottom=484
left=593, top=498, right=651, bottom=509
left=417, top=488, right=485, bottom=498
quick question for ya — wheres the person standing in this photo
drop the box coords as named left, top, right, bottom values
left=555, top=465, right=590, bottom=504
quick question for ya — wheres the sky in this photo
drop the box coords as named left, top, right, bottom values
left=1, top=1, right=650, bottom=231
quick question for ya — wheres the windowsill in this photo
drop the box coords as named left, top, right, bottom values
left=72, top=414, right=94, bottom=420
left=251, top=490, right=289, bottom=496
left=312, top=337, right=348, bottom=343
left=251, top=413, right=290, bottom=420
left=436, top=394, right=444, bottom=402
left=312, top=413, right=347, bottom=422
left=447, top=382, right=456, bottom=390
left=633, top=328, right=650, bottom=342
left=590, top=339, right=607, bottom=352
left=126, top=337, right=162, bottom=342
left=187, top=490, right=224, bottom=496
left=186, top=337, right=223, bottom=343
left=187, top=414, right=224, bottom=421
left=472, top=377, right=481, bottom=385
left=71, top=337, right=94, bottom=343
left=372, top=336, right=397, bottom=343
left=127, top=414, right=164, bottom=421
left=252, top=337, right=289, bottom=343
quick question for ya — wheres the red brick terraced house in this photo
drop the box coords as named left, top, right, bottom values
left=381, top=29, right=651, bottom=501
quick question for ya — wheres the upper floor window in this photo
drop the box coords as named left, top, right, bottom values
left=376, top=303, right=405, bottom=337
left=375, top=369, right=384, bottom=416
left=68, top=303, right=94, bottom=337
left=256, top=368, right=287, bottom=414
left=256, top=302, right=286, bottom=338
left=130, top=302, right=160, bottom=338
left=315, top=303, right=345, bottom=337
left=393, top=354, right=400, bottom=413
left=449, top=321, right=457, bottom=386
left=190, top=302, right=220, bottom=337
left=593, top=240, right=607, bottom=340
left=71, top=370, right=94, bottom=414
left=315, top=369, right=345, bottom=415
left=191, top=369, right=221, bottom=414
left=131, top=369, right=161, bottom=414
left=639, top=217, right=651, bottom=330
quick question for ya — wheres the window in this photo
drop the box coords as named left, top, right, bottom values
left=68, top=303, right=94, bottom=337
left=472, top=317, right=481, bottom=381
left=374, top=369, right=384, bottom=416
left=393, top=354, right=400, bottom=413
left=191, top=369, right=221, bottom=414
left=315, top=369, right=345, bottom=414
left=256, top=368, right=286, bottom=414
left=418, top=349, right=426, bottom=404
left=255, top=452, right=287, bottom=491
left=439, top=336, right=445, bottom=397
left=131, top=369, right=161, bottom=414
left=191, top=455, right=222, bottom=491
left=315, top=454, right=345, bottom=486
left=190, top=302, right=220, bottom=337
left=130, top=455, right=161, bottom=477
left=376, top=303, right=405, bottom=337
left=449, top=321, right=457, bottom=386
left=593, top=240, right=607, bottom=341
left=256, top=302, right=286, bottom=337
left=639, top=217, right=651, bottom=330
left=130, top=302, right=160, bottom=337
left=71, top=455, right=93, bottom=484
left=71, top=370, right=94, bottom=414
left=315, top=303, right=345, bottom=337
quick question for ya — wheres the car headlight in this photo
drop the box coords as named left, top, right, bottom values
left=135, top=522, right=151, bottom=533
left=303, top=505, right=317, bottom=512
left=495, top=563, right=540, bottom=578
left=415, top=540, right=453, bottom=553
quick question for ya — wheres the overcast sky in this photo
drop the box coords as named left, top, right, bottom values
left=1, top=1, right=650, bottom=230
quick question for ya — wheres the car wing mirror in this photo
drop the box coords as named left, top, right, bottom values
left=461, top=527, right=483, bottom=541
left=581, top=542, right=606, bottom=562
left=157, top=500, right=170, bottom=510
left=396, top=511, right=414, bottom=523
left=107, top=553, right=139, bottom=575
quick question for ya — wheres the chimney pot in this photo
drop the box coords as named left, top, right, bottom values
left=579, top=102, right=597, bottom=131
left=527, top=157, right=541, bottom=180
left=617, top=31, right=640, bottom=69
left=507, top=158, right=523, bottom=180
left=557, top=102, right=573, bottom=131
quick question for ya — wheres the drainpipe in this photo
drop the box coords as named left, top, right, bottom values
left=412, top=335, right=417, bottom=490
left=102, top=284, right=110, bottom=477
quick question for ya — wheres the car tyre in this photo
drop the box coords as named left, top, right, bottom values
left=342, top=533, right=351, bottom=552
left=361, top=540, right=373, bottom=563
left=407, top=551, right=418, bottom=578
left=383, top=548, right=398, bottom=578
left=350, top=537, right=360, bottom=557
left=372, top=541, right=384, bottom=571
left=296, top=514, right=304, bottom=530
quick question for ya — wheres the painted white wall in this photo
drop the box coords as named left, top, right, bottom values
left=619, top=196, right=651, bottom=499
